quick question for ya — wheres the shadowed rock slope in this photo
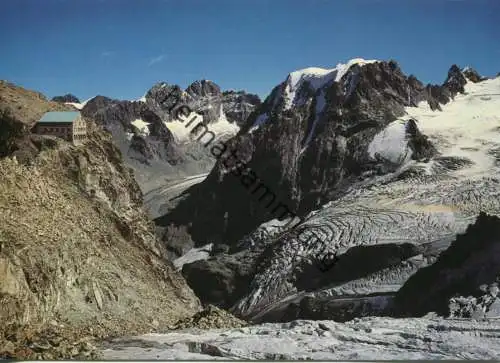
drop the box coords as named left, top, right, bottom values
left=394, top=212, right=500, bottom=318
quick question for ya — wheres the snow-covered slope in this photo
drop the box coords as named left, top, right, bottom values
left=65, top=97, right=91, bottom=110
left=403, top=77, right=500, bottom=177
left=165, top=105, right=239, bottom=144
left=368, top=120, right=413, bottom=164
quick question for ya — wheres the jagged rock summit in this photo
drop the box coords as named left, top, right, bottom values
left=462, top=66, right=489, bottom=83
left=143, top=79, right=260, bottom=127
left=52, top=94, right=80, bottom=104
left=81, top=79, right=261, bottom=194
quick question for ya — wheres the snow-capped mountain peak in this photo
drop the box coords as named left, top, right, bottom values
left=283, top=58, right=378, bottom=109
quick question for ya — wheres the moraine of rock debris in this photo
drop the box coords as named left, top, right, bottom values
left=0, top=323, right=101, bottom=360
left=170, top=305, right=248, bottom=330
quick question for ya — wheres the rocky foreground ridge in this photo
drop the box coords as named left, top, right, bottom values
left=0, top=83, right=208, bottom=358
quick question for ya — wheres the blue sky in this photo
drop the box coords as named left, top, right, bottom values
left=1, top=0, right=498, bottom=101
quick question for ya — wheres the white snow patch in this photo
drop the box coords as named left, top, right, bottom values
left=208, top=105, right=240, bottom=137
left=65, top=97, right=92, bottom=110
left=131, top=118, right=151, bottom=136
left=165, top=106, right=239, bottom=143
left=65, top=102, right=83, bottom=110
left=173, top=243, right=213, bottom=271
left=67, top=97, right=93, bottom=109
left=368, top=120, right=412, bottom=164
left=249, top=113, right=269, bottom=133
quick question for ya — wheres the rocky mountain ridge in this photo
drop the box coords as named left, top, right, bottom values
left=52, top=94, right=80, bottom=104
left=158, top=61, right=500, bottom=323
left=159, top=60, right=477, bottom=246
left=79, top=80, right=260, bottom=194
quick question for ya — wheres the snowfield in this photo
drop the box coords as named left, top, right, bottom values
left=165, top=105, right=239, bottom=144
left=404, top=76, right=500, bottom=177
left=131, top=118, right=151, bottom=136
left=65, top=97, right=91, bottom=110
left=368, top=120, right=412, bottom=164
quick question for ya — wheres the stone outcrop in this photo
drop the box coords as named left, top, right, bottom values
left=170, top=305, right=247, bottom=330
left=462, top=67, right=488, bottom=83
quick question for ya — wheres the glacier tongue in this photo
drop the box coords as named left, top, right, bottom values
left=102, top=317, right=500, bottom=360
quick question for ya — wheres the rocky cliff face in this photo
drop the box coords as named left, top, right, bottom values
left=0, top=84, right=202, bottom=355
left=82, top=95, right=181, bottom=166
left=222, top=90, right=262, bottom=127
left=394, top=212, right=500, bottom=318
left=158, top=60, right=468, bottom=246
